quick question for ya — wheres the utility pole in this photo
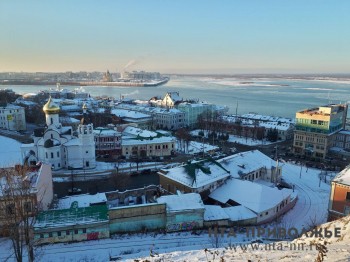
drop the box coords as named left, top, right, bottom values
left=319, top=175, right=321, bottom=187
left=275, top=145, right=278, bottom=160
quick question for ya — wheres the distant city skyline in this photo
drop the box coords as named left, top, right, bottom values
left=1, top=0, right=350, bottom=74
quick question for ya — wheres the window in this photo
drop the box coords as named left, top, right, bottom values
left=24, top=201, right=32, bottom=212
left=66, top=230, right=70, bottom=235
left=86, top=161, right=89, bottom=167
left=57, top=152, right=59, bottom=157
left=346, top=192, right=350, bottom=201
left=49, top=232, right=53, bottom=237
left=57, top=231, right=61, bottom=236
left=40, top=234, right=44, bottom=238
left=74, top=229, right=78, bottom=234
left=6, top=204, right=15, bottom=215
left=51, top=152, right=54, bottom=158
left=51, top=118, right=53, bottom=125
left=265, top=212, right=268, bottom=215
left=82, top=228, right=86, bottom=233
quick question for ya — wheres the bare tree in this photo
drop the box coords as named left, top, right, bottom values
left=175, top=128, right=190, bottom=153
left=0, top=165, right=38, bottom=262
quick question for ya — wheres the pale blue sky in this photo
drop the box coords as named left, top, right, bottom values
left=1, top=0, right=349, bottom=74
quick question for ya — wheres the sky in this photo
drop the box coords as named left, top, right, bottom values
left=1, top=0, right=350, bottom=74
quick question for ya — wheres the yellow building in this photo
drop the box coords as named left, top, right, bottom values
left=293, top=104, right=347, bottom=159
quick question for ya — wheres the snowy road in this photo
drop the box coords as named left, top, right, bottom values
left=278, top=163, right=331, bottom=230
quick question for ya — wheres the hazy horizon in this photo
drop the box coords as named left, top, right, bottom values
left=1, top=1, right=350, bottom=74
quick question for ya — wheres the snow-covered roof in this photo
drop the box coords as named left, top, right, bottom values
left=59, top=117, right=80, bottom=123
left=0, top=164, right=49, bottom=196
left=178, top=102, right=213, bottom=108
left=115, top=103, right=184, bottom=116
left=333, top=165, right=350, bottom=186
left=34, top=205, right=108, bottom=229
left=339, top=130, right=350, bottom=136
left=240, top=113, right=294, bottom=124
left=0, top=136, right=22, bottom=168
left=221, top=115, right=294, bottom=131
left=111, top=109, right=151, bottom=120
left=259, top=121, right=292, bottom=131
left=57, top=193, right=107, bottom=209
left=223, top=206, right=257, bottom=221
left=93, top=127, right=120, bottom=136
left=158, top=158, right=230, bottom=189
left=0, top=103, right=24, bottom=110
left=165, top=92, right=182, bottom=102
left=63, top=138, right=81, bottom=146
left=209, top=178, right=293, bottom=214
left=218, top=150, right=276, bottom=178
left=122, top=136, right=175, bottom=146
left=15, top=100, right=37, bottom=106
left=122, top=126, right=158, bottom=138
left=157, top=193, right=204, bottom=212
left=204, top=205, right=230, bottom=221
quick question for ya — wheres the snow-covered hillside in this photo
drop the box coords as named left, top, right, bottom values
left=128, top=215, right=350, bottom=261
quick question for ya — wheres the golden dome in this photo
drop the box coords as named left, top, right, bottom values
left=43, top=97, right=60, bottom=114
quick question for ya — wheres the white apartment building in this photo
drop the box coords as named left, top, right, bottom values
left=115, top=103, right=185, bottom=131
left=121, top=126, right=176, bottom=159
left=177, top=102, right=216, bottom=128
left=0, top=104, right=26, bottom=131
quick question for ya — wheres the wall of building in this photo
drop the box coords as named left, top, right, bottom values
left=0, top=105, right=26, bottom=131
left=34, top=221, right=110, bottom=245
left=109, top=203, right=166, bottom=233
left=203, top=219, right=229, bottom=227
left=122, top=141, right=175, bottom=159
left=256, top=194, right=296, bottom=225
left=159, top=175, right=193, bottom=194
left=294, top=104, right=348, bottom=159
left=328, top=182, right=350, bottom=221
left=166, top=210, right=204, bottom=232
left=228, top=217, right=257, bottom=226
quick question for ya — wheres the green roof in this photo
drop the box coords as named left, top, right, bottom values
left=184, top=157, right=230, bottom=186
left=35, top=205, right=108, bottom=229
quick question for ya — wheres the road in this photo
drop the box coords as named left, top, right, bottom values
left=277, top=163, right=331, bottom=230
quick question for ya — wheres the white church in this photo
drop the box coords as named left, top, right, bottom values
left=21, top=97, right=96, bottom=170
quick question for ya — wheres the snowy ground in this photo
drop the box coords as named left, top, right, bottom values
left=176, top=140, right=219, bottom=155
left=228, top=134, right=274, bottom=146
left=190, top=129, right=274, bottom=146
left=277, top=162, right=334, bottom=230
left=0, top=162, right=336, bottom=261
left=129, top=215, right=350, bottom=262
left=0, top=135, right=22, bottom=168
